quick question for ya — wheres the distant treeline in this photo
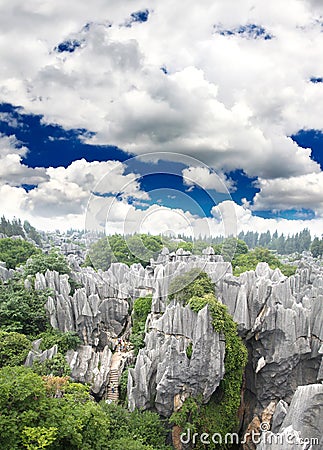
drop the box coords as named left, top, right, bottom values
left=0, top=216, right=42, bottom=245
left=237, top=229, right=313, bottom=254
left=171, top=228, right=322, bottom=256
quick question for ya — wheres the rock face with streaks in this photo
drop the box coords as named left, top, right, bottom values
left=29, top=244, right=322, bottom=435
left=36, top=269, right=131, bottom=345
left=126, top=249, right=323, bottom=436
left=128, top=303, right=225, bottom=417
left=24, top=338, right=58, bottom=367
left=216, top=257, right=323, bottom=428
left=34, top=267, right=135, bottom=395
left=66, top=345, right=112, bottom=397
left=257, top=384, right=323, bottom=449
left=0, top=261, right=14, bottom=281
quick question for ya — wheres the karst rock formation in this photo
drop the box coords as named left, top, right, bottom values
left=19, top=247, right=322, bottom=447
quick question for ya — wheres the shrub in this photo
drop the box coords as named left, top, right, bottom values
left=0, top=238, right=40, bottom=269
left=130, top=295, right=152, bottom=355
left=232, top=246, right=296, bottom=277
left=0, top=279, right=49, bottom=335
left=168, top=269, right=214, bottom=304
left=32, top=353, right=71, bottom=377
left=23, top=250, right=71, bottom=277
left=37, top=329, right=81, bottom=354
left=0, top=331, right=32, bottom=367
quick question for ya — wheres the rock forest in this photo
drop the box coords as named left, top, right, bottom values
left=0, top=218, right=322, bottom=450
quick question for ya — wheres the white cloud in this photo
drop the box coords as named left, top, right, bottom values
left=23, top=158, right=149, bottom=218
left=0, top=154, right=47, bottom=186
left=182, top=166, right=235, bottom=193
left=2, top=173, right=322, bottom=238
left=212, top=200, right=323, bottom=236
left=0, top=134, right=27, bottom=157
left=0, top=134, right=48, bottom=186
left=252, top=172, right=323, bottom=215
left=0, top=136, right=150, bottom=223
left=0, top=0, right=322, bottom=182
left=0, top=0, right=323, bottom=233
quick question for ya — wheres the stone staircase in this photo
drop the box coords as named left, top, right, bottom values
left=106, top=352, right=123, bottom=402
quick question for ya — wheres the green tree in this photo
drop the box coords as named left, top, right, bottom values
left=232, top=247, right=296, bottom=277
left=311, top=237, right=323, bottom=257
left=0, top=279, right=49, bottom=335
left=86, top=234, right=164, bottom=270
left=0, top=238, right=40, bottom=269
left=220, top=237, right=248, bottom=261
left=37, top=329, right=81, bottom=354
left=23, top=250, right=71, bottom=277
left=0, top=331, right=32, bottom=367
left=23, top=220, right=42, bottom=245
left=101, top=402, right=170, bottom=450
left=0, top=216, right=25, bottom=237
left=32, top=353, right=71, bottom=377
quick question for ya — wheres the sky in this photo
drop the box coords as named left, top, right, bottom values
left=0, top=0, right=322, bottom=237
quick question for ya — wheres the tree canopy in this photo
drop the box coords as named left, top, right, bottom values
left=0, top=238, right=41, bottom=269
left=0, top=366, right=171, bottom=450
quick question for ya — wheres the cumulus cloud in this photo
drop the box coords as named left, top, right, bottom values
left=0, top=134, right=48, bottom=186
left=182, top=166, right=235, bottom=193
left=0, top=0, right=323, bottom=233
left=2, top=172, right=322, bottom=238
left=0, top=134, right=150, bottom=222
left=252, top=172, right=323, bottom=215
left=0, top=0, right=322, bottom=181
left=212, top=200, right=323, bottom=236
left=23, top=159, right=149, bottom=218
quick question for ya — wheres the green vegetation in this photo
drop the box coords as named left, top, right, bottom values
left=169, top=272, right=248, bottom=449
left=186, top=342, right=193, bottom=359
left=22, top=426, right=58, bottom=450
left=23, top=250, right=81, bottom=294
left=84, top=230, right=318, bottom=276
left=169, top=268, right=214, bottom=303
left=0, top=216, right=25, bottom=237
left=232, top=247, right=297, bottom=276
left=119, top=367, right=130, bottom=403
left=37, top=329, right=81, bottom=354
left=100, top=402, right=171, bottom=450
left=220, top=237, right=248, bottom=262
left=0, top=218, right=317, bottom=450
left=0, top=238, right=41, bottom=269
left=31, top=353, right=72, bottom=377
left=238, top=228, right=312, bottom=254
left=0, top=366, right=170, bottom=450
left=0, top=217, right=42, bottom=245
left=310, top=236, right=323, bottom=257
left=129, top=295, right=152, bottom=355
left=23, top=250, right=71, bottom=277
left=84, top=234, right=164, bottom=270
left=0, top=278, right=49, bottom=335
left=0, top=331, right=32, bottom=367
left=31, top=329, right=81, bottom=377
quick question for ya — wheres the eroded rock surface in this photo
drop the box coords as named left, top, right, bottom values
left=257, top=384, right=323, bottom=449
left=128, top=303, right=225, bottom=417
left=28, top=246, right=322, bottom=434
left=25, top=338, right=58, bottom=367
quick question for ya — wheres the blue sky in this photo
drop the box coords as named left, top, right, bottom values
left=0, top=1, right=322, bottom=235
